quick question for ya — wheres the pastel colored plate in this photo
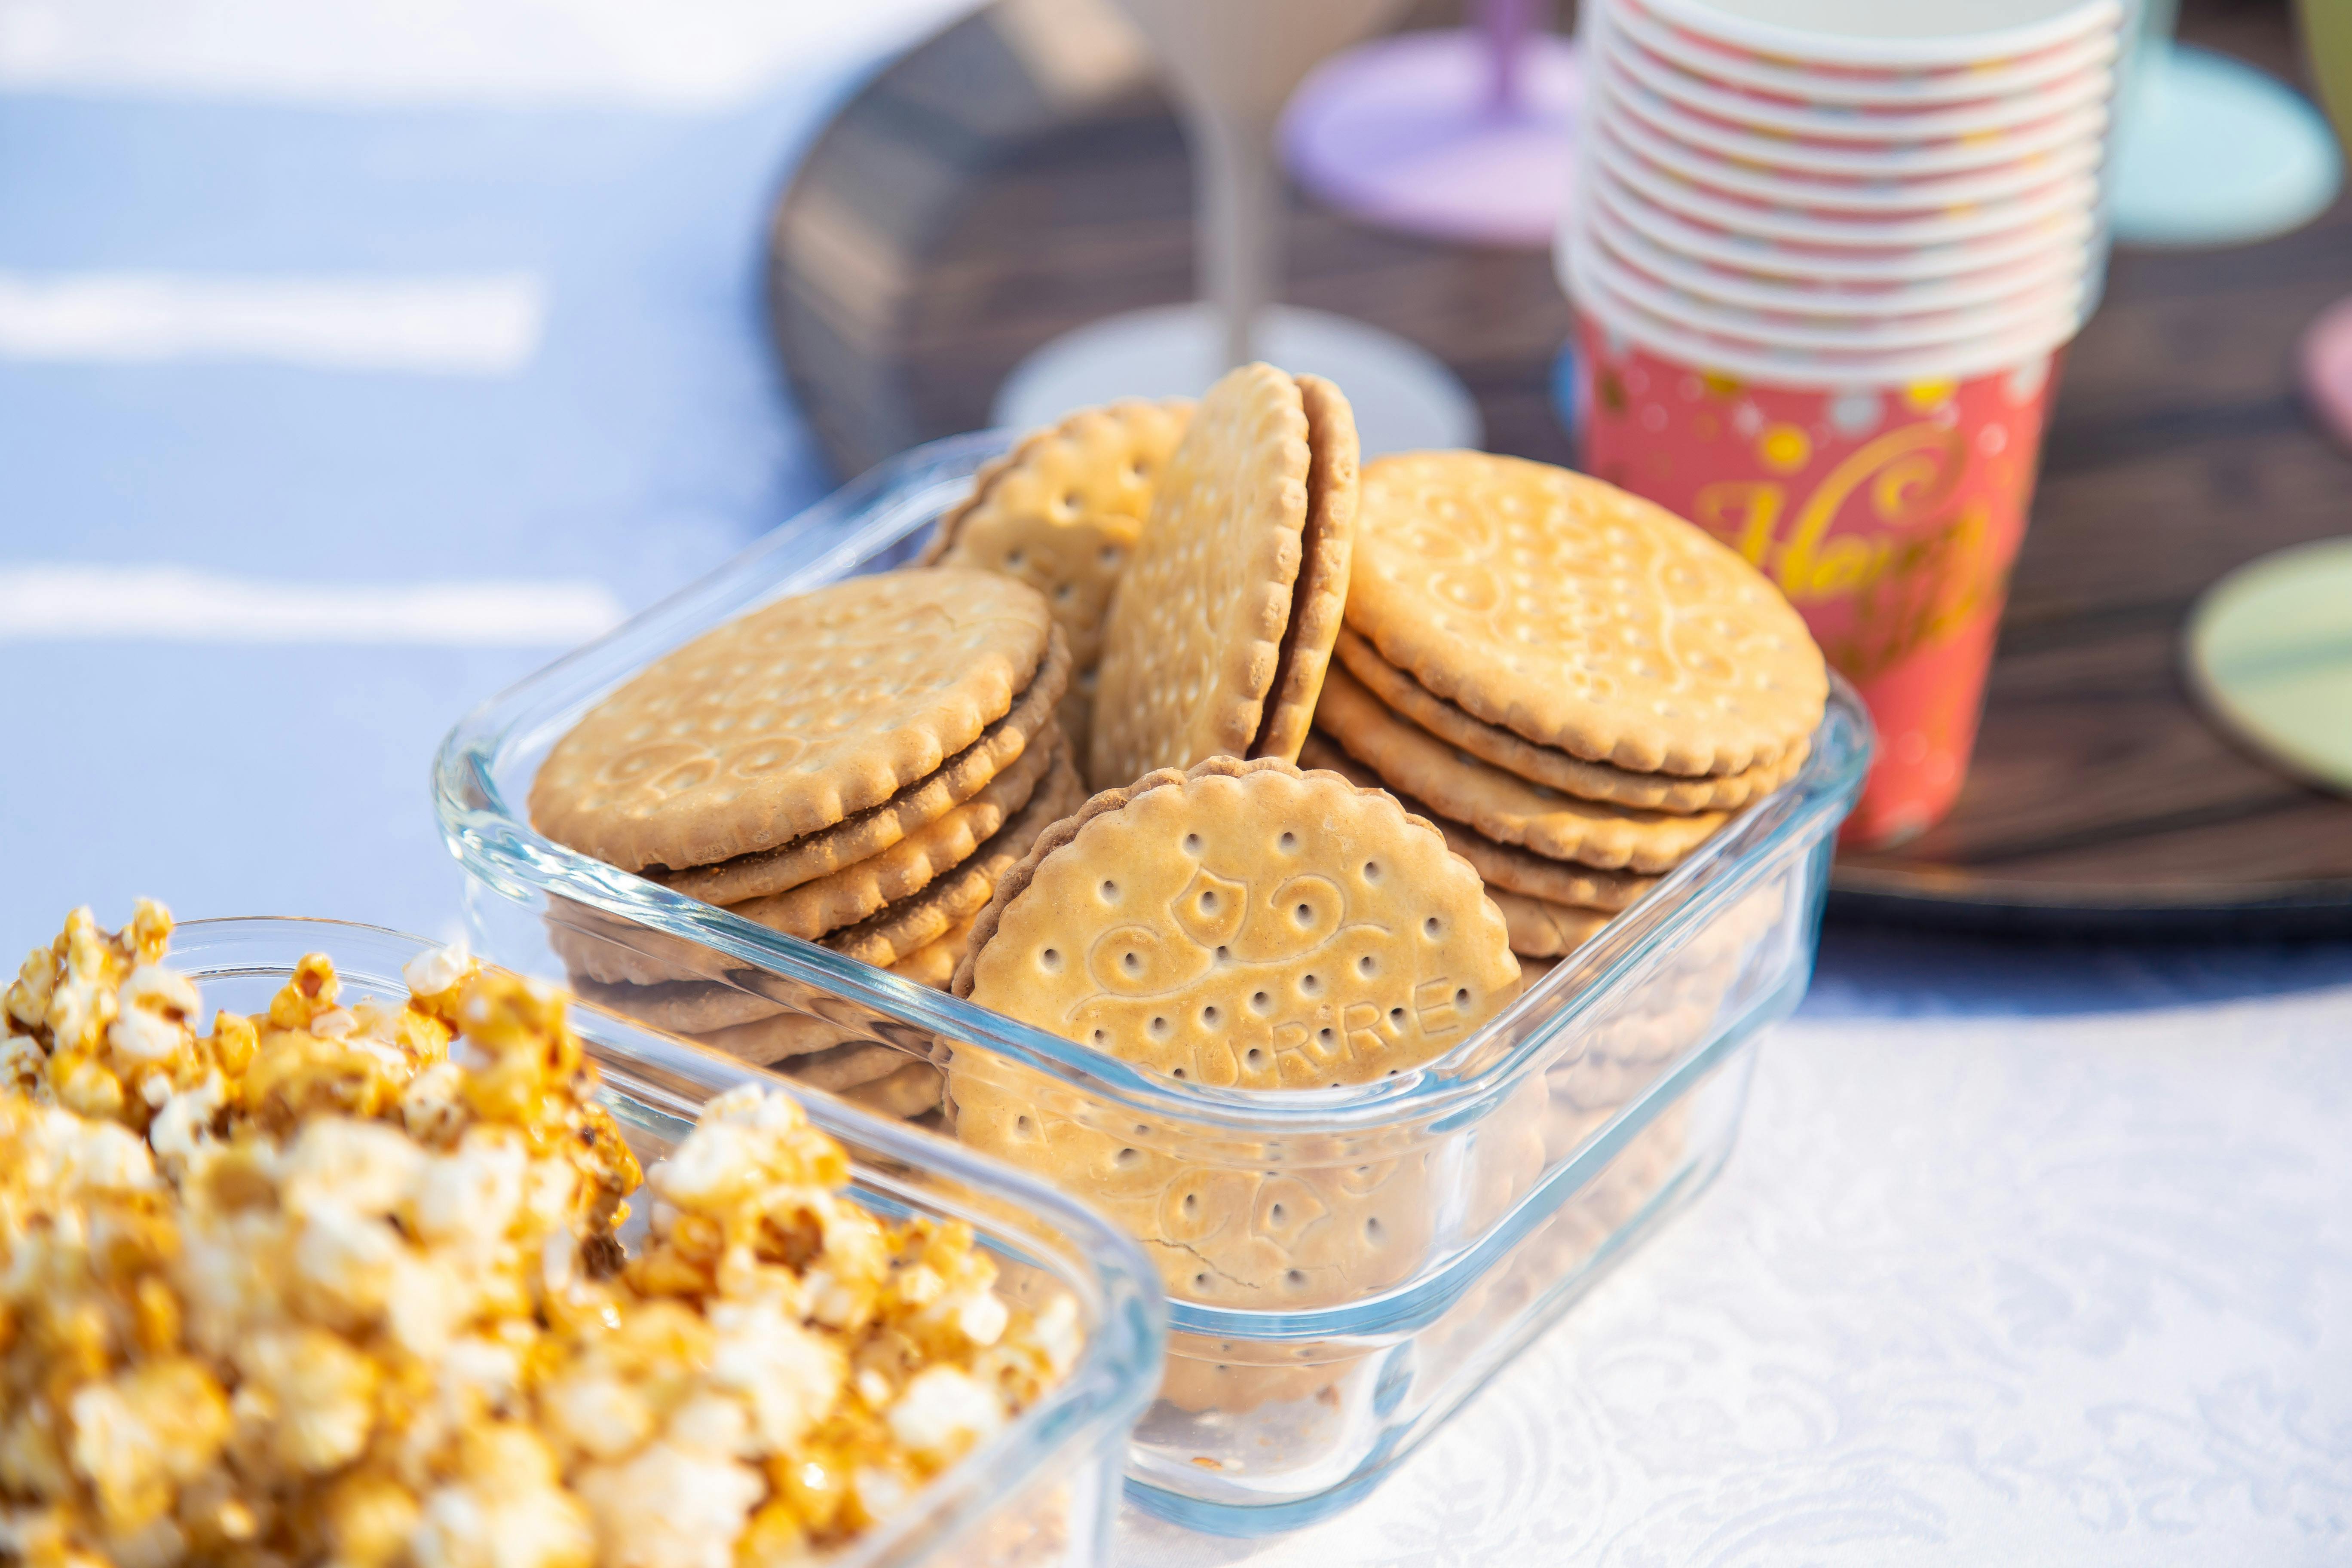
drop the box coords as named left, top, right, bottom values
left=2300, top=292, right=2352, bottom=448
left=2183, top=536, right=2352, bottom=794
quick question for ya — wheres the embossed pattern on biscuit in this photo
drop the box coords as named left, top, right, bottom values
left=530, top=568, right=1052, bottom=871
left=947, top=757, right=1520, bottom=1310
left=949, top=1045, right=1442, bottom=1308
left=964, top=760, right=1519, bottom=1090
left=1089, top=365, right=1310, bottom=788
left=1346, top=452, right=1828, bottom=777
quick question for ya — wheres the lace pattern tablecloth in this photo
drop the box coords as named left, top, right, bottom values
left=1121, top=983, right=2352, bottom=1566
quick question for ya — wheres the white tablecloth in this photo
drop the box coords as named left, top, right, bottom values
left=1124, top=984, right=2352, bottom=1566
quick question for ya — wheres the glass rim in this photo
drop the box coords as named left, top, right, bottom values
left=433, top=432, right=1869, bottom=1142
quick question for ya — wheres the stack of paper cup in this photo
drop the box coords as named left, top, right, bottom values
left=1559, top=0, right=2127, bottom=846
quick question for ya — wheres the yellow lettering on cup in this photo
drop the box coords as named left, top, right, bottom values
left=1692, top=481, right=1785, bottom=568
left=1777, top=423, right=1967, bottom=604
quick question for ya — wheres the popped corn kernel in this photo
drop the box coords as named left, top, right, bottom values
left=66, top=1358, right=229, bottom=1534
left=268, top=954, right=341, bottom=1030
left=577, top=1416, right=764, bottom=1568
left=885, top=1366, right=1004, bottom=1464
left=413, top=1426, right=593, bottom=1568
left=236, top=1326, right=380, bottom=1474
left=0, top=905, right=1078, bottom=1568
left=322, top=1469, right=421, bottom=1568
left=402, top=941, right=478, bottom=1014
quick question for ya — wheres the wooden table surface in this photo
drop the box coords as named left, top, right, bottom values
left=767, top=0, right=2352, bottom=935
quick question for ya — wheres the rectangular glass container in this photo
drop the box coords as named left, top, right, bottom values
left=162, top=916, right=1165, bottom=1568
left=433, top=434, right=1871, bottom=1534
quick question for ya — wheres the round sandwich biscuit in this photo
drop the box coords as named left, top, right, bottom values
left=569, top=973, right=793, bottom=1034
left=727, top=730, right=1067, bottom=943
left=1486, top=889, right=1612, bottom=958
left=695, top=1007, right=876, bottom=1067
left=840, top=1060, right=944, bottom=1120
left=824, top=750, right=1085, bottom=970
left=926, top=399, right=1193, bottom=767
left=952, top=754, right=1519, bottom=1086
left=923, top=398, right=1193, bottom=671
left=654, top=625, right=1070, bottom=904
left=531, top=567, right=1053, bottom=871
left=547, top=897, right=740, bottom=989
left=1247, top=374, right=1360, bottom=765
left=1315, top=663, right=1728, bottom=873
left=946, top=756, right=1519, bottom=1310
left=1088, top=364, right=1314, bottom=788
left=1347, top=451, right=1827, bottom=776
left=884, top=913, right=978, bottom=992
left=1298, top=733, right=1658, bottom=912
left=1332, top=628, right=1809, bottom=813
left=783, top=1040, right=919, bottom=1095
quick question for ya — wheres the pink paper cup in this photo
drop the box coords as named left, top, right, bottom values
left=1569, top=263, right=2079, bottom=382
left=1571, top=234, right=2088, bottom=349
left=1595, top=95, right=2105, bottom=214
left=1605, top=73, right=2113, bottom=176
left=1595, top=19, right=2113, bottom=142
left=1612, top=0, right=2119, bottom=106
left=1635, top=0, right=2121, bottom=70
left=1586, top=199, right=2095, bottom=315
left=1591, top=138, right=2100, bottom=245
left=1590, top=175, right=2100, bottom=281
left=1572, top=312, right=2063, bottom=845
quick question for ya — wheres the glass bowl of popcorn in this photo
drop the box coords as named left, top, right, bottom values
left=0, top=905, right=1163, bottom=1568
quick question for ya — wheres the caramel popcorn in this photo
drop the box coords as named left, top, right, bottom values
left=0, top=906, right=1079, bottom=1568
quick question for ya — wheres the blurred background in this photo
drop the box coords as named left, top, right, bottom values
left=2, top=0, right=2349, bottom=1011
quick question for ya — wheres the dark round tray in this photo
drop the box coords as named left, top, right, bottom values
left=765, top=0, right=2352, bottom=936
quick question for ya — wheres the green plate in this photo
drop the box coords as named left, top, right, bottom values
left=2185, top=536, right=2352, bottom=795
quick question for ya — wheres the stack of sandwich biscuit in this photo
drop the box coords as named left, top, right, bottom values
left=1304, top=450, right=1828, bottom=964
left=1084, top=361, right=1360, bottom=787
left=527, top=567, right=1083, bottom=1117
left=946, top=753, right=1527, bottom=1331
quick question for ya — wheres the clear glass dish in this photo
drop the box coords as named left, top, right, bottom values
left=433, top=434, right=1871, bottom=1534
left=163, top=916, right=1165, bottom=1568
